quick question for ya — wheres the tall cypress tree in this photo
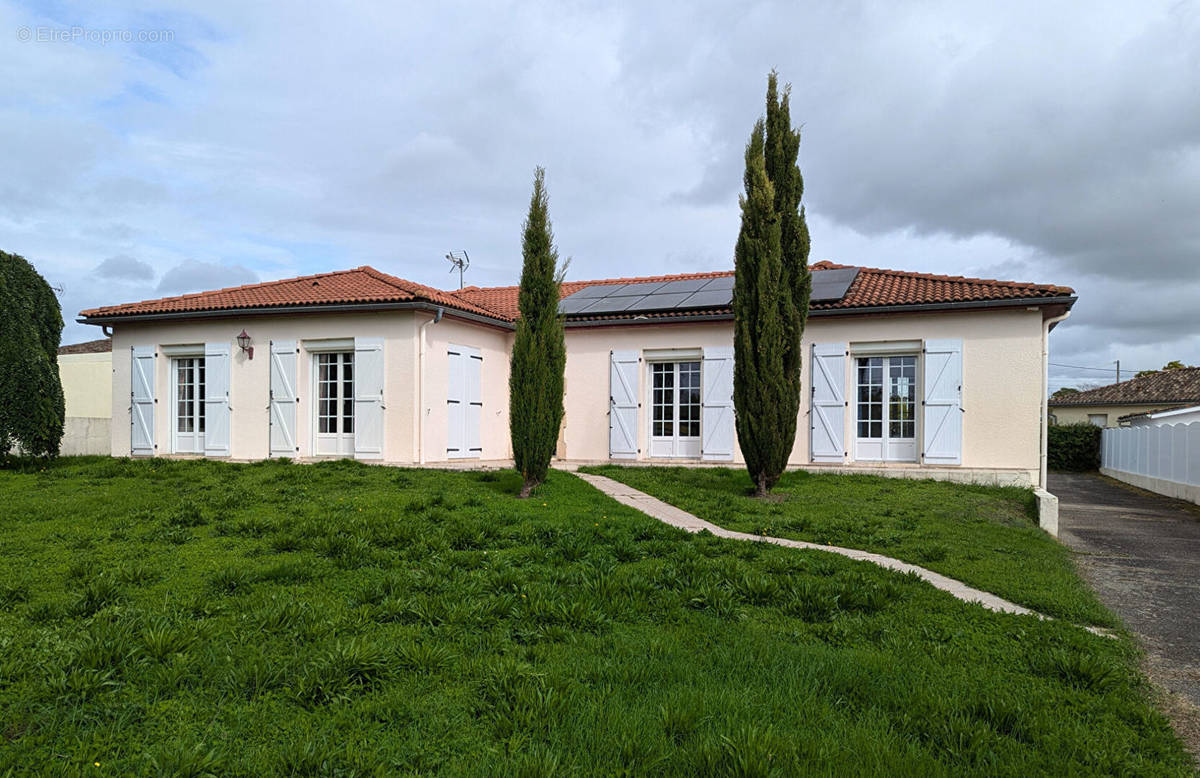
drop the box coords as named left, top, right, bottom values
left=509, top=167, right=566, bottom=498
left=0, top=250, right=65, bottom=458
left=734, top=73, right=810, bottom=497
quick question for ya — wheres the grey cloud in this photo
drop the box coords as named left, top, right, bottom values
left=3, top=0, right=1197, bottom=369
left=156, top=260, right=257, bottom=295
left=93, top=254, right=154, bottom=282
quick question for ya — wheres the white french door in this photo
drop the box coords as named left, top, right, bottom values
left=172, top=357, right=206, bottom=453
left=854, top=355, right=917, bottom=462
left=314, top=352, right=354, bottom=457
left=649, top=361, right=701, bottom=458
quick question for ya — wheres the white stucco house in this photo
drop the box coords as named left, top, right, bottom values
left=78, top=260, right=1076, bottom=488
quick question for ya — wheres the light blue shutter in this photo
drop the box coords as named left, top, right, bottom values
left=130, top=346, right=155, bottom=456
left=447, top=346, right=466, bottom=458
left=466, top=347, right=483, bottom=457
left=204, top=342, right=231, bottom=456
left=269, top=341, right=298, bottom=457
left=923, top=339, right=963, bottom=465
left=701, top=346, right=734, bottom=461
left=609, top=351, right=639, bottom=459
left=810, top=343, right=846, bottom=463
left=354, top=337, right=385, bottom=459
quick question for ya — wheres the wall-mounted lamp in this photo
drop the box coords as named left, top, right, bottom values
left=236, top=329, right=254, bottom=360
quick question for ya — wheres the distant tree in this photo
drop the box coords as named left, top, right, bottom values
left=509, top=167, right=566, bottom=498
left=1136, top=360, right=1192, bottom=378
left=733, top=72, right=811, bottom=498
left=0, top=250, right=65, bottom=457
left=1051, top=387, right=1081, bottom=399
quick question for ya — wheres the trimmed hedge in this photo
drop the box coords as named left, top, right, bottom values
left=0, top=250, right=65, bottom=458
left=1048, top=422, right=1102, bottom=471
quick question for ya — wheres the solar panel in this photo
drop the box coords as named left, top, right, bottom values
left=676, top=289, right=732, bottom=309
left=810, top=267, right=858, bottom=302
left=654, top=278, right=712, bottom=294
left=699, top=275, right=735, bottom=291
left=623, top=292, right=695, bottom=312
left=558, top=294, right=599, bottom=314
left=556, top=267, right=858, bottom=316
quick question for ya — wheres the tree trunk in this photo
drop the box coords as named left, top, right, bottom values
left=755, top=475, right=770, bottom=498
left=518, top=477, right=537, bottom=499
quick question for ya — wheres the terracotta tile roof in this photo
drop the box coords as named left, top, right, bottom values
left=57, top=338, right=112, bottom=355
left=1049, top=368, right=1200, bottom=407
left=813, top=261, right=1073, bottom=310
left=79, top=266, right=500, bottom=321
left=451, top=260, right=1074, bottom=322
left=80, top=261, right=1074, bottom=325
left=451, top=269, right=736, bottom=322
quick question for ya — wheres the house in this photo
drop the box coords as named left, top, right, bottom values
left=1048, top=368, right=1200, bottom=427
left=1119, top=404, right=1200, bottom=427
left=56, top=338, right=113, bottom=455
left=78, top=261, right=1075, bottom=488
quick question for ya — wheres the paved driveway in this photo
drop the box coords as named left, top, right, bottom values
left=1052, top=472, right=1200, bottom=707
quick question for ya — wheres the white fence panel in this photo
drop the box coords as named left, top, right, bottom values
left=1102, top=422, right=1200, bottom=505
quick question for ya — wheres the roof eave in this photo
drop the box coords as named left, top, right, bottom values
left=1050, top=399, right=1200, bottom=408
left=78, top=301, right=514, bottom=330
left=561, top=294, right=1078, bottom=327
left=810, top=295, right=1078, bottom=318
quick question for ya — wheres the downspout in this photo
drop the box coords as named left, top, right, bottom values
left=1040, top=310, right=1071, bottom=488
left=417, top=307, right=444, bottom=464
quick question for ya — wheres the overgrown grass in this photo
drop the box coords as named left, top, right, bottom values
left=580, top=466, right=1114, bottom=627
left=0, top=457, right=1189, bottom=775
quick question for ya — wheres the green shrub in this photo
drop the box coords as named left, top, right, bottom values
left=0, top=250, right=65, bottom=458
left=1048, top=423, right=1102, bottom=471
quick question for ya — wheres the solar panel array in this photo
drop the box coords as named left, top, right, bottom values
left=558, top=267, right=859, bottom=316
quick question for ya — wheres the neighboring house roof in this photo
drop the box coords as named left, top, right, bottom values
left=78, top=260, right=1075, bottom=326
left=57, top=338, right=113, bottom=355
left=1049, top=367, right=1200, bottom=407
left=1117, top=405, right=1195, bottom=423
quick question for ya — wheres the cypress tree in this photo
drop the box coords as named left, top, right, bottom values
left=509, top=167, right=566, bottom=498
left=0, top=250, right=66, bottom=458
left=734, top=73, right=810, bottom=497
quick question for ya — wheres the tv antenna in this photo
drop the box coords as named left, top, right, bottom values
left=445, top=250, right=470, bottom=289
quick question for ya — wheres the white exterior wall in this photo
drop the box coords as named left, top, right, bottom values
left=418, top=314, right=514, bottom=462
left=1050, top=403, right=1167, bottom=427
left=562, top=307, right=1045, bottom=481
left=109, top=310, right=510, bottom=464
left=103, top=303, right=1047, bottom=481
left=1127, top=406, right=1200, bottom=427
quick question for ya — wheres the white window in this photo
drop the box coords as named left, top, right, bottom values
left=314, top=352, right=354, bottom=456
left=1088, top=413, right=1108, bottom=427
left=855, top=355, right=917, bottom=462
left=649, top=360, right=701, bottom=458
left=172, top=357, right=206, bottom=453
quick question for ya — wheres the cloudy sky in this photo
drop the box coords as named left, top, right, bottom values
left=4, top=1, right=1198, bottom=391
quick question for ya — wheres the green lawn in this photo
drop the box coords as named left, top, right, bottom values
left=0, top=458, right=1189, bottom=775
left=580, top=466, right=1113, bottom=627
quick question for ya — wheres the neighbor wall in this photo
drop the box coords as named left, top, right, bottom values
left=58, top=351, right=113, bottom=455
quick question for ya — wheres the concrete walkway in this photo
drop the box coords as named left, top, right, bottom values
left=1054, top=472, right=1200, bottom=706
left=576, top=471, right=1043, bottom=618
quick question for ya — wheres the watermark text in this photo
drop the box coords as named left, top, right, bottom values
left=17, top=26, right=175, bottom=44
